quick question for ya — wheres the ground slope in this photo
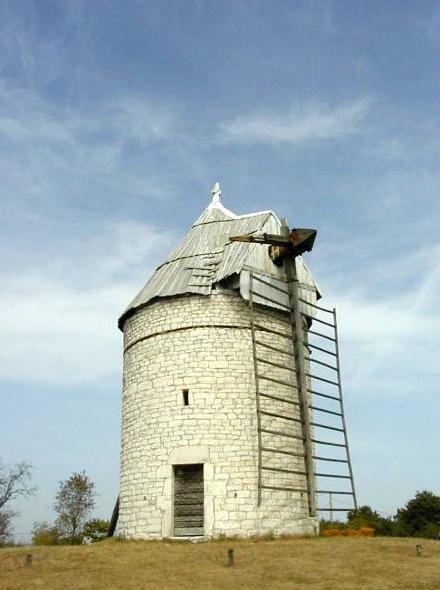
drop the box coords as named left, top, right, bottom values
left=1, top=537, right=439, bottom=589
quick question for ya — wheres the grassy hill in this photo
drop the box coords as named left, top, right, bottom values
left=1, top=536, right=439, bottom=589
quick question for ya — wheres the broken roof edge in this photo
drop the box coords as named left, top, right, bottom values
left=193, top=181, right=283, bottom=227
left=195, top=207, right=279, bottom=223
left=192, top=209, right=274, bottom=227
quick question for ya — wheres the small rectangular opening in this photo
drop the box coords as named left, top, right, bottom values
left=182, top=389, right=189, bottom=406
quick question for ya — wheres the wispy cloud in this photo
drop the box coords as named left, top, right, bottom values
left=320, top=244, right=440, bottom=398
left=0, top=91, right=175, bottom=145
left=0, top=85, right=179, bottom=214
left=218, top=97, right=371, bottom=145
left=0, top=221, right=176, bottom=386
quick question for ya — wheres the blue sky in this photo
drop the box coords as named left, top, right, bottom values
left=1, top=0, right=439, bottom=541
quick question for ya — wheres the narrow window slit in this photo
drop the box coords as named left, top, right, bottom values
left=182, top=389, right=189, bottom=406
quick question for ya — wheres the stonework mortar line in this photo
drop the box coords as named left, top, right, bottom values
left=123, top=323, right=251, bottom=355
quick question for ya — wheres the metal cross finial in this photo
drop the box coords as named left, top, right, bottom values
left=211, top=182, right=221, bottom=203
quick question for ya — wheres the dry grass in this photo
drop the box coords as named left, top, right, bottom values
left=1, top=536, right=440, bottom=589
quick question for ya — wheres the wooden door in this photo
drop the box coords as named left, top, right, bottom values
left=173, top=464, right=204, bottom=536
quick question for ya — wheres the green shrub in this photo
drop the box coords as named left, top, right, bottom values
left=83, top=519, right=110, bottom=543
left=32, top=522, right=62, bottom=546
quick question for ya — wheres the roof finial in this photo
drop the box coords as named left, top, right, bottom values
left=211, top=181, right=221, bottom=204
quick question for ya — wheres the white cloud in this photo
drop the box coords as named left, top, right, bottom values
left=0, top=85, right=178, bottom=209
left=0, top=222, right=176, bottom=386
left=0, top=87, right=176, bottom=146
left=320, top=244, right=440, bottom=398
left=219, top=97, right=371, bottom=145
left=0, top=85, right=200, bottom=388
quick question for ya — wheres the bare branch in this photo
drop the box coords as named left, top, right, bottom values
left=0, top=459, right=36, bottom=510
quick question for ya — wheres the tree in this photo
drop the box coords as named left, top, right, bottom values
left=82, top=518, right=110, bottom=543
left=31, top=522, right=62, bottom=546
left=0, top=510, right=15, bottom=546
left=395, top=490, right=440, bottom=539
left=54, top=471, right=96, bottom=544
left=0, top=459, right=35, bottom=545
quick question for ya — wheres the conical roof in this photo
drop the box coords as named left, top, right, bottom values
left=119, top=184, right=320, bottom=329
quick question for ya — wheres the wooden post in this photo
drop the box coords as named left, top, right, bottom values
left=285, top=242, right=316, bottom=517
left=107, top=496, right=120, bottom=537
left=227, top=548, right=235, bottom=566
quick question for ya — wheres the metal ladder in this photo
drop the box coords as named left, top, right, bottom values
left=300, top=294, right=357, bottom=516
left=248, top=268, right=357, bottom=517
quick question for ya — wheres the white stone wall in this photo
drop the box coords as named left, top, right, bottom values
left=119, top=289, right=318, bottom=538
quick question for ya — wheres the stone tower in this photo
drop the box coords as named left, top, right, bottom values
left=117, top=185, right=329, bottom=539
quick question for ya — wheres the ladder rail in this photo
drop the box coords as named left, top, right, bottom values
left=333, top=308, right=358, bottom=509
left=249, top=272, right=263, bottom=507
left=251, top=273, right=289, bottom=295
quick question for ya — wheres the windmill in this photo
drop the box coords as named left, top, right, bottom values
left=112, top=184, right=357, bottom=539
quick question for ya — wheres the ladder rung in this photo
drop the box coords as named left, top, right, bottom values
left=258, top=358, right=295, bottom=372
left=313, top=456, right=348, bottom=463
left=251, top=290, right=291, bottom=310
left=253, top=308, right=292, bottom=326
left=309, top=330, right=336, bottom=343
left=262, top=466, right=306, bottom=476
left=312, top=439, right=346, bottom=448
left=315, top=473, right=351, bottom=479
left=252, top=275, right=289, bottom=295
left=259, top=374, right=299, bottom=389
left=260, top=428, right=304, bottom=441
left=298, top=298, right=334, bottom=314
left=255, top=339, right=294, bottom=356
left=305, top=342, right=337, bottom=357
left=254, top=324, right=291, bottom=340
left=262, top=447, right=305, bottom=458
left=311, top=316, right=335, bottom=328
left=259, top=392, right=300, bottom=407
left=306, top=357, right=338, bottom=372
left=307, top=373, right=339, bottom=387
left=261, top=485, right=307, bottom=493
left=316, top=490, right=354, bottom=495
left=308, top=389, right=340, bottom=402
left=260, top=410, right=302, bottom=423
left=311, top=422, right=345, bottom=433
left=309, top=405, right=342, bottom=417
left=317, top=508, right=353, bottom=512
